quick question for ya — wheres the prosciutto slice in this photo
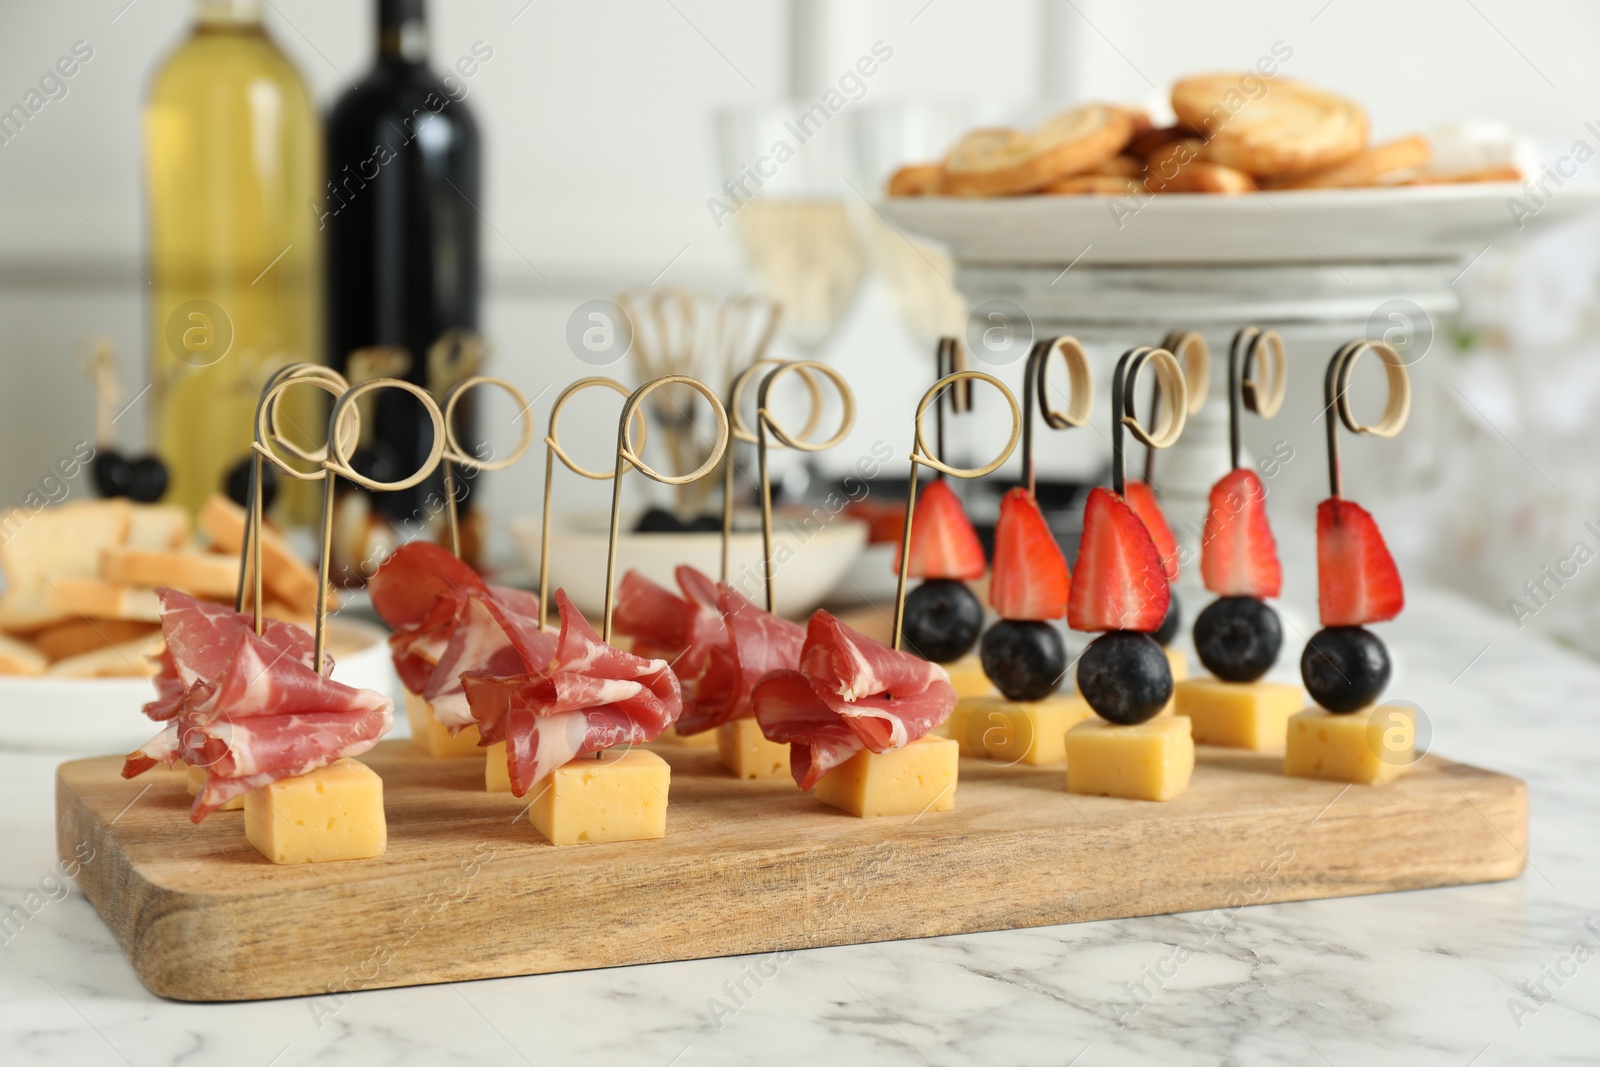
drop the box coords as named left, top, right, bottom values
left=753, top=611, right=956, bottom=791
left=369, top=542, right=556, bottom=730
left=613, top=566, right=724, bottom=681
left=461, top=589, right=681, bottom=796
left=122, top=590, right=393, bottom=821
left=676, top=586, right=805, bottom=736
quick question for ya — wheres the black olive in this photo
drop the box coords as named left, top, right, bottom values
left=92, top=449, right=132, bottom=498
left=903, top=579, right=983, bottom=664
left=979, top=619, right=1065, bottom=702
left=1078, top=630, right=1173, bottom=725
left=635, top=507, right=685, bottom=534
left=686, top=514, right=723, bottom=533
left=1152, top=587, right=1181, bottom=647
left=1301, top=626, right=1391, bottom=713
left=349, top=442, right=404, bottom=487
left=125, top=455, right=169, bottom=503
left=1193, top=595, right=1282, bottom=683
left=224, top=456, right=279, bottom=512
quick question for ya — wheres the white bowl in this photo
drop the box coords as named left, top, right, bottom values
left=511, top=510, right=868, bottom=620
left=0, top=617, right=399, bottom=755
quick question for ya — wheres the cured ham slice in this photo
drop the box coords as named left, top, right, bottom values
left=753, top=611, right=956, bottom=791
left=461, top=589, right=681, bottom=796
left=122, top=589, right=393, bottom=822
left=613, top=566, right=724, bottom=680
left=369, top=542, right=556, bottom=730
left=677, top=586, right=805, bottom=736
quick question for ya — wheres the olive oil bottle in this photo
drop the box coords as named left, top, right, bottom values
left=143, top=0, right=322, bottom=517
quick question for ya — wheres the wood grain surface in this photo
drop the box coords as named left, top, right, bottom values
left=56, top=740, right=1527, bottom=1002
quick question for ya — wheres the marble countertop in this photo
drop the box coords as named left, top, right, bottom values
left=3, top=585, right=1598, bottom=1066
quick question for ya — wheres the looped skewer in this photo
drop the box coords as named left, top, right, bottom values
left=602, top=375, right=731, bottom=642
left=314, top=379, right=448, bottom=670
left=536, top=378, right=649, bottom=632
left=1143, top=330, right=1211, bottom=482
left=1110, top=347, right=1187, bottom=498
left=932, top=337, right=972, bottom=469
left=891, top=371, right=1023, bottom=651
left=240, top=365, right=355, bottom=633
left=752, top=360, right=855, bottom=613
left=437, top=375, right=535, bottom=558
left=720, top=358, right=824, bottom=582
left=1323, top=339, right=1411, bottom=498
left=1226, top=326, right=1287, bottom=471
left=1021, top=336, right=1094, bottom=495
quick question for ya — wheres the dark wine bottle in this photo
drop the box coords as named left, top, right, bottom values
left=324, top=0, right=481, bottom=526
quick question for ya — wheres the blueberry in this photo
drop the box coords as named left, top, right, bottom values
left=1077, top=630, right=1173, bottom=725
left=1152, top=587, right=1181, bottom=647
left=1193, top=595, right=1282, bottom=682
left=979, top=619, right=1065, bottom=702
left=635, top=507, right=685, bottom=533
left=125, top=456, right=169, bottom=504
left=903, top=579, right=983, bottom=664
left=225, top=456, right=279, bottom=512
left=92, top=449, right=132, bottom=498
left=1301, top=626, right=1391, bottom=713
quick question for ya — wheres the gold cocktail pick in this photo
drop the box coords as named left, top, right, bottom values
left=891, top=371, right=1023, bottom=651
left=436, top=375, right=534, bottom=558
left=1143, top=330, right=1210, bottom=482
left=1225, top=326, right=1287, bottom=472
left=601, top=375, right=730, bottom=643
left=535, top=378, right=648, bottom=633
left=1020, top=336, right=1094, bottom=496
left=719, top=358, right=823, bottom=583
left=1110, top=346, right=1188, bottom=498
left=1323, top=340, right=1411, bottom=497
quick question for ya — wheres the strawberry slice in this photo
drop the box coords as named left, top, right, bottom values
left=893, top=478, right=985, bottom=580
left=989, top=487, right=1070, bottom=620
left=1124, top=481, right=1180, bottom=581
left=1200, top=468, right=1282, bottom=598
left=1068, top=487, right=1170, bottom=632
left=1317, top=497, right=1404, bottom=626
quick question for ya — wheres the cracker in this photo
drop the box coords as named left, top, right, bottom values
left=940, top=106, right=1134, bottom=196
left=1173, top=73, right=1367, bottom=178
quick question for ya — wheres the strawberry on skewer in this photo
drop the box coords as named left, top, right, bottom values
left=896, top=478, right=987, bottom=665
left=979, top=487, right=1072, bottom=702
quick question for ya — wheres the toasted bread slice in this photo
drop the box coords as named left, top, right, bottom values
left=941, top=105, right=1134, bottom=196
left=126, top=504, right=191, bottom=550
left=199, top=495, right=324, bottom=612
left=101, top=548, right=240, bottom=599
left=43, top=578, right=164, bottom=623
left=31, top=617, right=161, bottom=663
left=46, top=632, right=164, bottom=678
left=0, top=632, right=48, bottom=676
left=0, top=500, right=133, bottom=632
left=1173, top=73, right=1367, bottom=178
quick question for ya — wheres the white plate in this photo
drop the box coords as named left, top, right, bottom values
left=880, top=183, right=1600, bottom=266
left=0, top=617, right=399, bottom=755
left=511, top=511, right=868, bottom=620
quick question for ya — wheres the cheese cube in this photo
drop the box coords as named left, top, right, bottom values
left=716, top=717, right=790, bottom=780
left=1175, top=679, right=1304, bottom=750
left=811, top=736, right=958, bottom=818
left=243, top=759, right=386, bottom=864
left=948, top=694, right=1093, bottom=765
left=528, top=749, right=671, bottom=845
left=1285, top=705, right=1414, bottom=785
left=1164, top=645, right=1188, bottom=683
left=652, top=724, right=717, bottom=749
left=404, top=689, right=484, bottom=759
left=1065, top=715, right=1194, bottom=802
left=485, top=741, right=511, bottom=793
left=944, top=654, right=995, bottom=700
left=185, top=763, right=243, bottom=811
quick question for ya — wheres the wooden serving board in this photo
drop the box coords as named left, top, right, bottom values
left=56, top=740, right=1527, bottom=1002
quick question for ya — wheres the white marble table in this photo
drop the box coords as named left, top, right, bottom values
left=3, top=585, right=1597, bottom=1067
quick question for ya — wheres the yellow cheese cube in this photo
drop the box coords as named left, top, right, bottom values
left=243, top=759, right=386, bottom=864
left=1175, top=678, right=1304, bottom=750
left=485, top=741, right=511, bottom=793
left=404, top=689, right=484, bottom=759
left=716, top=717, right=790, bottom=780
left=1164, top=645, right=1188, bottom=683
left=944, top=654, right=995, bottom=700
left=652, top=724, right=718, bottom=748
left=1065, top=715, right=1194, bottom=802
left=1285, top=705, right=1414, bottom=785
left=947, top=694, right=1093, bottom=765
left=528, top=749, right=671, bottom=845
left=185, top=763, right=243, bottom=811
left=811, top=736, right=958, bottom=818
